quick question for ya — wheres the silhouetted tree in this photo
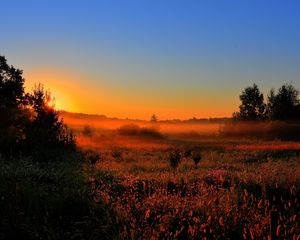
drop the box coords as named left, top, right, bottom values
left=24, top=84, right=75, bottom=160
left=267, top=84, right=300, bottom=120
left=0, top=55, right=29, bottom=155
left=238, top=84, right=266, bottom=121
left=150, top=114, right=158, bottom=122
left=0, top=55, right=75, bottom=161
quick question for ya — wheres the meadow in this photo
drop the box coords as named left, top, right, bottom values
left=64, top=114, right=300, bottom=240
left=2, top=109, right=300, bottom=239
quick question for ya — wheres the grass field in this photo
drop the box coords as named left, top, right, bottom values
left=69, top=118, right=300, bottom=240
left=2, top=114, right=299, bottom=239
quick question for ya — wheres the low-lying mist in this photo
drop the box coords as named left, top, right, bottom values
left=61, top=112, right=222, bottom=137
left=61, top=112, right=300, bottom=147
left=220, top=121, right=300, bottom=140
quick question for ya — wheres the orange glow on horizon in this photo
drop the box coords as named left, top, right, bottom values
left=24, top=67, right=236, bottom=120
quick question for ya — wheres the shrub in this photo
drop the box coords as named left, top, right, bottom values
left=168, top=148, right=181, bottom=170
left=183, top=148, right=192, bottom=158
left=192, top=150, right=202, bottom=167
left=82, top=125, right=94, bottom=137
left=118, top=124, right=140, bottom=136
left=84, top=149, right=101, bottom=165
left=118, top=124, right=163, bottom=139
left=139, top=127, right=163, bottom=138
left=112, top=148, right=122, bottom=160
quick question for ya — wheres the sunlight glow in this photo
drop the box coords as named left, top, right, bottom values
left=23, top=67, right=235, bottom=120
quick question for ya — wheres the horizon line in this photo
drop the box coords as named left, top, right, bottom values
left=58, top=110, right=232, bottom=122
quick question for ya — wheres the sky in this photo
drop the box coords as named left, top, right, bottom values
left=1, top=0, right=300, bottom=120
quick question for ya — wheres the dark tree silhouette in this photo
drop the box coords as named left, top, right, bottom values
left=24, top=84, right=75, bottom=160
left=0, top=55, right=75, bottom=160
left=267, top=84, right=300, bottom=120
left=150, top=114, right=158, bottom=122
left=237, top=84, right=266, bottom=121
left=0, top=55, right=29, bottom=154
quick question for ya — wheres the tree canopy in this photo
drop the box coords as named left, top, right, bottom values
left=237, top=84, right=266, bottom=121
left=236, top=83, right=300, bottom=121
left=267, top=84, right=300, bottom=120
left=0, top=56, right=27, bottom=154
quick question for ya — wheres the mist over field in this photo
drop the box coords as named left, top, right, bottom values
left=56, top=111, right=300, bottom=239
left=61, top=111, right=221, bottom=134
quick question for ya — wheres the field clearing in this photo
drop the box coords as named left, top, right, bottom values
left=67, top=116, right=300, bottom=240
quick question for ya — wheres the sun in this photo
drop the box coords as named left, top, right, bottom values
left=53, top=98, right=61, bottom=110
left=24, top=68, right=80, bottom=113
left=49, top=91, right=74, bottom=111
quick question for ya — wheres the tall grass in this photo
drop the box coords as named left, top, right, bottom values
left=90, top=141, right=300, bottom=239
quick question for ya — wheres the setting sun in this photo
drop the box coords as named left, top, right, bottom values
left=23, top=67, right=236, bottom=120
left=24, top=68, right=86, bottom=113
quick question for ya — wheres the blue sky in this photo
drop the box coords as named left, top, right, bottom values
left=1, top=1, right=300, bottom=119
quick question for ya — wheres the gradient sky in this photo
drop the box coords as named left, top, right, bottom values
left=1, top=1, right=300, bottom=120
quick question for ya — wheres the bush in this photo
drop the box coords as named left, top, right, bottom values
left=118, top=124, right=140, bottom=135
left=168, top=148, right=181, bottom=170
left=82, top=125, right=94, bottom=137
left=118, top=124, right=163, bottom=139
left=183, top=148, right=192, bottom=158
left=192, top=150, right=202, bottom=167
left=112, top=148, right=122, bottom=160
left=84, top=149, right=101, bottom=165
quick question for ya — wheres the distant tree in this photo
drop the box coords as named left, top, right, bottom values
left=238, top=84, right=266, bottom=121
left=0, top=55, right=29, bottom=154
left=150, top=114, right=158, bottom=122
left=267, top=84, right=300, bottom=120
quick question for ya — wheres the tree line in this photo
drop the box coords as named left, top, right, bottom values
left=235, top=83, right=300, bottom=121
left=0, top=55, right=75, bottom=160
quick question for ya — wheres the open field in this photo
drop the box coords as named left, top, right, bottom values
left=3, top=109, right=299, bottom=239
left=63, top=115, right=300, bottom=239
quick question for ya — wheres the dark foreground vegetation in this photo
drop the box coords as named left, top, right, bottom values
left=0, top=154, right=121, bottom=240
